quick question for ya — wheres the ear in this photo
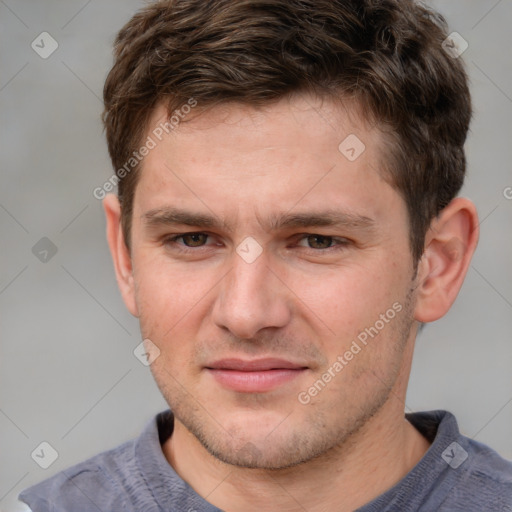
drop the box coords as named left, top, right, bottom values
left=103, top=194, right=139, bottom=317
left=414, top=197, right=479, bottom=323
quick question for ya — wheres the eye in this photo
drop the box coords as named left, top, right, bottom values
left=296, top=234, right=349, bottom=250
left=164, top=232, right=212, bottom=250
left=302, top=234, right=335, bottom=249
left=179, top=233, right=208, bottom=247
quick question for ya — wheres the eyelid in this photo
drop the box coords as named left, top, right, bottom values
left=165, top=231, right=216, bottom=244
left=294, top=233, right=351, bottom=246
left=162, top=231, right=352, bottom=255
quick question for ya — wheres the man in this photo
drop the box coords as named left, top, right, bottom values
left=19, top=0, right=512, bottom=510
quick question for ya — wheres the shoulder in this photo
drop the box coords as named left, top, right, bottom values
left=466, top=435, right=512, bottom=481
left=18, top=411, right=175, bottom=512
left=431, top=411, right=512, bottom=510
left=450, top=435, right=512, bottom=510
left=18, top=438, right=139, bottom=512
left=406, top=410, right=512, bottom=511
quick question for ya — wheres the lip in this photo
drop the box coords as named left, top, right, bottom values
left=205, top=358, right=308, bottom=393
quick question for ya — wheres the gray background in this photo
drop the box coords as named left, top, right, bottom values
left=1, top=1, right=511, bottom=510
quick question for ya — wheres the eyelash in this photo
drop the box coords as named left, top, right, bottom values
left=163, top=232, right=351, bottom=254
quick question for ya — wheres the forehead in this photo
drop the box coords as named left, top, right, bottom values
left=133, top=94, right=401, bottom=227
left=147, top=94, right=379, bottom=156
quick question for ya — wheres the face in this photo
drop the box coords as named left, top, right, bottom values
left=126, top=95, right=419, bottom=469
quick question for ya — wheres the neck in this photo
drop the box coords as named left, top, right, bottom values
left=163, top=395, right=430, bottom=512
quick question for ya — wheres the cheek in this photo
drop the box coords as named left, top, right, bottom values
left=290, top=258, right=407, bottom=343
left=132, top=254, right=212, bottom=340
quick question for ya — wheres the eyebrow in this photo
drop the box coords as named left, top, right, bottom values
left=141, top=207, right=376, bottom=233
left=143, top=208, right=221, bottom=229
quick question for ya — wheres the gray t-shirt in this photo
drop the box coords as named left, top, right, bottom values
left=19, top=410, right=512, bottom=511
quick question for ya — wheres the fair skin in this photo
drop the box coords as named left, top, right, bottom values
left=104, top=94, right=478, bottom=511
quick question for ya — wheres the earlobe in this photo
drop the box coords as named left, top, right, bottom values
left=103, top=194, right=139, bottom=317
left=414, top=197, right=479, bottom=323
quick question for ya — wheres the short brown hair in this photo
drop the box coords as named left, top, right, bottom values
left=102, top=0, right=471, bottom=263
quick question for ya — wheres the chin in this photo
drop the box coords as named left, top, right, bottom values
left=189, top=408, right=334, bottom=470
left=204, top=434, right=313, bottom=470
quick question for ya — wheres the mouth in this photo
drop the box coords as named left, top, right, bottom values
left=205, top=358, right=309, bottom=393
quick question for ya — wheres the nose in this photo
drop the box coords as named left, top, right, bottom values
left=211, top=248, right=292, bottom=340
